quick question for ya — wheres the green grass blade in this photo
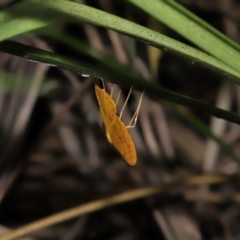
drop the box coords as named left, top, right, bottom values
left=164, top=0, right=240, bottom=52
left=1, top=40, right=240, bottom=126
left=0, top=0, right=240, bottom=82
left=129, top=0, right=240, bottom=74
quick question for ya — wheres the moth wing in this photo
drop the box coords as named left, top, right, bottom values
left=106, top=116, right=137, bottom=166
left=95, top=84, right=116, bottom=125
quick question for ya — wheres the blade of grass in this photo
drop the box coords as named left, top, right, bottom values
left=164, top=0, right=240, bottom=52
left=129, top=0, right=240, bottom=73
left=0, top=0, right=240, bottom=82
left=1, top=40, right=240, bottom=126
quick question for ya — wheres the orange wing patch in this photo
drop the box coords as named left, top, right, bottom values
left=95, top=84, right=137, bottom=166
left=105, top=116, right=136, bottom=166
left=95, top=85, right=116, bottom=127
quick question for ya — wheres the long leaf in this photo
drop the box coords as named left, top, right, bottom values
left=1, top=40, right=240, bottom=126
left=0, top=0, right=240, bottom=82
left=129, top=0, right=240, bottom=72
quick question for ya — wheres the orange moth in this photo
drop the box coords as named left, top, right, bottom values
left=95, top=81, right=144, bottom=166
